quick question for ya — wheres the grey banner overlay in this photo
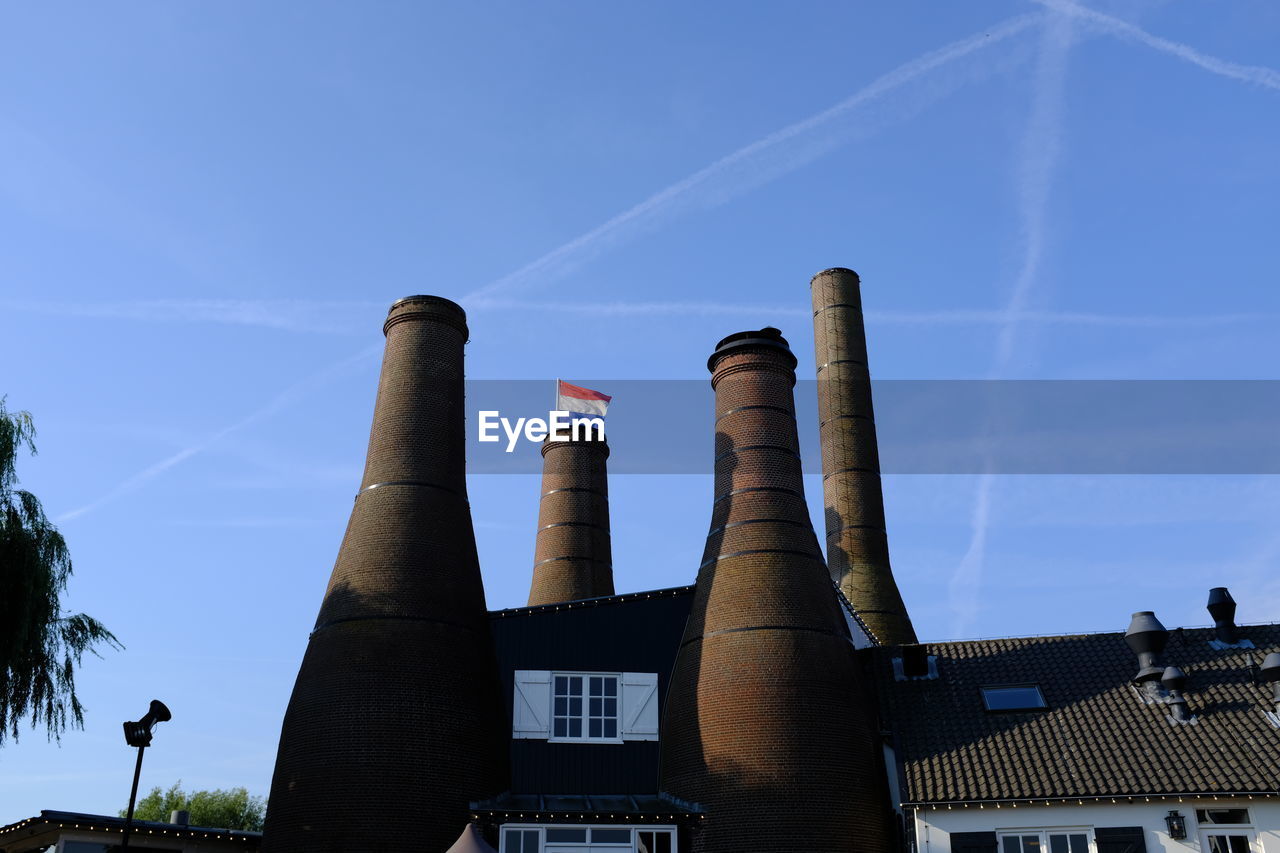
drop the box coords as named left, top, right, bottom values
left=464, top=380, right=1280, bottom=474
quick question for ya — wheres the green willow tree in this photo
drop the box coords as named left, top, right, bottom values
left=123, top=781, right=267, bottom=831
left=1, top=397, right=120, bottom=744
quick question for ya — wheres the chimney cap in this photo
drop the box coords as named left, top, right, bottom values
left=384, top=295, right=468, bottom=336
left=811, top=267, right=860, bottom=282
left=1125, top=611, right=1168, bottom=651
left=707, top=327, right=796, bottom=372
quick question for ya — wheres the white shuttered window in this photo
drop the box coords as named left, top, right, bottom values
left=512, top=671, right=659, bottom=742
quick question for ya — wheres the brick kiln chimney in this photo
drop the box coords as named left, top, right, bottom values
left=660, top=327, right=894, bottom=853
left=810, top=267, right=917, bottom=645
left=527, top=428, right=614, bottom=606
left=263, top=296, right=504, bottom=852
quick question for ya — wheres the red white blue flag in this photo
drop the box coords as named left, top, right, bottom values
left=556, top=380, right=611, bottom=420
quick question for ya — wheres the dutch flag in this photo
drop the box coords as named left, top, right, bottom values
left=556, top=380, right=611, bottom=420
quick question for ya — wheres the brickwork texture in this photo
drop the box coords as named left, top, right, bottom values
left=263, top=296, right=506, bottom=852
left=527, top=431, right=614, bottom=606
left=811, top=268, right=917, bottom=646
left=659, top=327, right=895, bottom=853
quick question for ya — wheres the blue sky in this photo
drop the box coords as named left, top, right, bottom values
left=3, top=0, right=1279, bottom=823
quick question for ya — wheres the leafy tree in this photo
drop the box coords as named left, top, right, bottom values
left=0, top=397, right=120, bottom=744
left=123, top=781, right=267, bottom=832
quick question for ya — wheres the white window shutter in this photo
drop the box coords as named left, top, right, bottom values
left=620, top=672, right=659, bottom=741
left=512, top=670, right=551, bottom=739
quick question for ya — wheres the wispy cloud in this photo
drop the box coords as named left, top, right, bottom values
left=14, top=295, right=1271, bottom=329
left=463, top=14, right=1041, bottom=302
left=2, top=298, right=384, bottom=334
left=56, top=343, right=380, bottom=522
left=1035, top=0, right=1280, bottom=91
left=475, top=297, right=1275, bottom=327
left=949, top=8, right=1075, bottom=639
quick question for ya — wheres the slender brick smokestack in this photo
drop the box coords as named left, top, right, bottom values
left=661, top=327, right=893, bottom=853
left=527, top=429, right=614, bottom=605
left=811, top=267, right=917, bottom=645
left=264, top=296, right=504, bottom=852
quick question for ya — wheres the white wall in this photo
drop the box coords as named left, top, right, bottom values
left=915, top=798, right=1280, bottom=853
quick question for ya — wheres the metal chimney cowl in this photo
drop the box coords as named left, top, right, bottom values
left=1207, top=587, right=1239, bottom=645
left=1125, top=611, right=1169, bottom=684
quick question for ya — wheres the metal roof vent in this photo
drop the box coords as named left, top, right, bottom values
left=1261, top=652, right=1280, bottom=728
left=1207, top=587, right=1254, bottom=649
left=1125, top=611, right=1169, bottom=698
left=170, top=810, right=190, bottom=826
left=1161, top=666, right=1195, bottom=724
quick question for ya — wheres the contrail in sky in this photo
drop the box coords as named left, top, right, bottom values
left=8, top=296, right=1274, bottom=328
left=948, top=7, right=1076, bottom=640
left=1035, top=0, right=1280, bottom=91
left=56, top=343, right=381, bottom=522
left=463, top=14, right=1042, bottom=302
left=51, top=6, right=1280, bottom=524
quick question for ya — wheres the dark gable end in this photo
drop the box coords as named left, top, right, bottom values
left=873, top=625, right=1280, bottom=804
left=489, top=587, right=694, bottom=795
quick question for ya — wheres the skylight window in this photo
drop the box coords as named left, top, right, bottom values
left=981, top=684, right=1048, bottom=712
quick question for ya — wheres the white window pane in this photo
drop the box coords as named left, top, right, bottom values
left=1068, top=834, right=1088, bottom=853
left=1002, top=836, right=1022, bottom=853
left=1049, top=835, right=1068, bottom=853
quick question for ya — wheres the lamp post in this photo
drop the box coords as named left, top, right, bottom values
left=120, top=699, right=171, bottom=851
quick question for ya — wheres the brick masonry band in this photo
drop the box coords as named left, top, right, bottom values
left=262, top=295, right=506, bottom=852
left=660, top=324, right=894, bottom=853
left=527, top=429, right=615, bottom=606
left=811, top=267, right=918, bottom=645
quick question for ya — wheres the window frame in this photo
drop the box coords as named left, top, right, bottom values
left=499, top=823, right=677, bottom=852
left=1196, top=807, right=1257, bottom=853
left=981, top=683, right=1049, bottom=713
left=997, top=826, right=1094, bottom=853
left=548, top=671, right=624, bottom=744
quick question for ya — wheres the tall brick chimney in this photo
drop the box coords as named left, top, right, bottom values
left=811, top=267, right=917, bottom=645
left=527, top=429, right=614, bottom=606
left=263, top=296, right=504, bottom=852
left=660, top=327, right=893, bottom=853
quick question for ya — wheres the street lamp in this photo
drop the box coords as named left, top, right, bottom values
left=120, top=699, right=171, bottom=851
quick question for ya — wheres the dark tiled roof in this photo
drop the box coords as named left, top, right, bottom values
left=872, top=624, right=1280, bottom=804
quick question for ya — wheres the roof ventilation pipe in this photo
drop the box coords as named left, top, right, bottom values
left=1161, top=666, right=1193, bottom=723
left=1125, top=611, right=1169, bottom=697
left=1207, top=587, right=1243, bottom=647
left=1261, top=653, right=1280, bottom=716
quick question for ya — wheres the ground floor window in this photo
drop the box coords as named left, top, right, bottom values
left=1197, top=807, right=1256, bottom=853
left=1000, top=829, right=1090, bottom=853
left=500, top=824, right=676, bottom=852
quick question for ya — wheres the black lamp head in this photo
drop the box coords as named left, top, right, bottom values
left=123, top=699, right=172, bottom=747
